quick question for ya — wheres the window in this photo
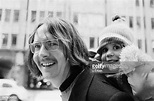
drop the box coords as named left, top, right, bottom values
left=151, top=18, right=154, bottom=29
left=73, top=13, right=78, bottom=24
left=24, top=34, right=27, bottom=48
left=56, top=12, right=62, bottom=18
left=11, top=34, right=17, bottom=46
left=129, top=16, right=133, bottom=28
left=152, top=40, right=154, bottom=52
left=138, top=39, right=142, bottom=49
left=137, top=16, right=141, bottom=29
left=31, top=11, right=36, bottom=22
left=150, top=0, right=154, bottom=7
left=145, top=39, right=147, bottom=53
left=0, top=9, right=2, bottom=21
left=144, top=17, right=146, bottom=29
left=13, top=10, right=19, bottom=22
left=142, top=0, right=144, bottom=7
left=97, top=37, right=99, bottom=47
left=136, top=0, right=139, bottom=6
left=39, top=11, right=45, bottom=21
left=2, top=33, right=8, bottom=46
left=5, top=9, right=11, bottom=22
left=90, top=37, right=95, bottom=48
left=48, top=11, right=53, bottom=17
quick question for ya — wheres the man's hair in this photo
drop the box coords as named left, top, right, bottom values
left=27, top=17, right=89, bottom=77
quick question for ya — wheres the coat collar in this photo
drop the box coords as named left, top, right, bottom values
left=69, top=68, right=108, bottom=101
left=59, top=65, right=83, bottom=92
left=69, top=68, right=93, bottom=101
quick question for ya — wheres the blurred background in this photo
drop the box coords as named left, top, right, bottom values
left=0, top=0, right=154, bottom=100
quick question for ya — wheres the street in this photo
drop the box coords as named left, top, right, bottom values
left=27, top=89, right=61, bottom=101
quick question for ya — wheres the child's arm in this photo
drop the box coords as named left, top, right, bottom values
left=134, top=71, right=154, bottom=101
left=119, top=44, right=154, bottom=101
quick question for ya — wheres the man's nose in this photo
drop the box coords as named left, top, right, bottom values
left=39, top=45, right=50, bottom=57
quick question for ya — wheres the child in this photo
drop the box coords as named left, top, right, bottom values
left=96, top=15, right=154, bottom=101
left=96, top=15, right=134, bottom=74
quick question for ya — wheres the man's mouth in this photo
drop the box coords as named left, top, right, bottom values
left=41, top=62, right=55, bottom=67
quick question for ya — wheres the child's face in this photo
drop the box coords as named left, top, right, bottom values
left=99, top=42, right=124, bottom=64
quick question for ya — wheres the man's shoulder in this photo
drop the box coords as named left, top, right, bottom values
left=89, top=73, right=122, bottom=94
left=87, top=74, right=134, bottom=100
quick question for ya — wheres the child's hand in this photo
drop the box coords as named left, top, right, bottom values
left=119, top=44, right=154, bottom=74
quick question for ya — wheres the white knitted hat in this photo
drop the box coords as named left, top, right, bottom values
left=97, top=17, right=134, bottom=54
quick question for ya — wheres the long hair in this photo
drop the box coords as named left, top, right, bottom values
left=27, top=17, right=89, bottom=77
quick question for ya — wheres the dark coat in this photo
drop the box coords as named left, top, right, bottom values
left=106, top=74, right=133, bottom=95
left=68, top=68, right=135, bottom=101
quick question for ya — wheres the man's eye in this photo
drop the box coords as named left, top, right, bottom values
left=47, top=41, right=58, bottom=46
left=34, top=43, right=41, bottom=49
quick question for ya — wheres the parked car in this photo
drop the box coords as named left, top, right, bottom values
left=0, top=79, right=29, bottom=101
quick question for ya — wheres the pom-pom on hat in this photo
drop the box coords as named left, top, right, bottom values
left=97, top=15, right=134, bottom=54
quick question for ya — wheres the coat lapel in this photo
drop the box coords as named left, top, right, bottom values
left=69, top=68, right=94, bottom=101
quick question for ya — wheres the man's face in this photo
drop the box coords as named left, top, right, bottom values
left=32, top=24, right=69, bottom=86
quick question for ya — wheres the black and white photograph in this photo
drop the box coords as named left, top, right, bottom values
left=0, top=0, right=154, bottom=101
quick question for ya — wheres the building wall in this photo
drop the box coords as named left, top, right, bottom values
left=0, top=0, right=27, bottom=85
left=0, top=0, right=154, bottom=58
left=144, top=0, right=154, bottom=57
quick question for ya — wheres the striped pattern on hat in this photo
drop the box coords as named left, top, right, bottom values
left=99, top=22, right=134, bottom=45
left=97, top=18, right=134, bottom=54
